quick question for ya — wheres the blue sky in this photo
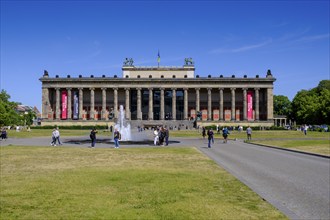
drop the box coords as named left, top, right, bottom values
left=1, top=0, right=329, bottom=110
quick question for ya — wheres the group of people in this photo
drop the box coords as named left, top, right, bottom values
left=202, top=125, right=253, bottom=148
left=153, top=126, right=169, bottom=146
left=49, top=125, right=253, bottom=148
left=89, top=128, right=121, bottom=148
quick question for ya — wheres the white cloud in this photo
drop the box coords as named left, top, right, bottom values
left=295, top=33, right=330, bottom=43
left=210, top=39, right=272, bottom=54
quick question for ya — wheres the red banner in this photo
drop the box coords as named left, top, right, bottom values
left=61, top=91, right=67, bottom=119
left=247, top=91, right=253, bottom=120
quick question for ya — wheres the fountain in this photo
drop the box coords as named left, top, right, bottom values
left=64, top=105, right=179, bottom=146
left=114, top=105, right=131, bottom=141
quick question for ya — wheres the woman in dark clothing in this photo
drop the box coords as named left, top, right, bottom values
left=90, top=128, right=97, bottom=148
left=207, top=129, right=214, bottom=148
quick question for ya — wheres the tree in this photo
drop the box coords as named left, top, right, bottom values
left=273, top=95, right=292, bottom=117
left=292, top=80, right=330, bottom=125
left=22, top=110, right=37, bottom=126
left=317, top=80, right=330, bottom=91
left=0, top=90, right=20, bottom=126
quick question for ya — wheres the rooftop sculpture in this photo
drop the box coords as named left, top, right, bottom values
left=184, top=57, right=194, bottom=66
left=123, top=58, right=134, bottom=66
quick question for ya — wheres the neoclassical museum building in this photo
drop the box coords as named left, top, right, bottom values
left=40, top=58, right=275, bottom=127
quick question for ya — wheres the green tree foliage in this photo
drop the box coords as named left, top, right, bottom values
left=292, top=80, right=330, bottom=124
left=22, top=110, right=37, bottom=126
left=274, top=95, right=292, bottom=118
left=0, top=90, right=21, bottom=126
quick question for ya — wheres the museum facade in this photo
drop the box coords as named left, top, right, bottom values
left=40, top=59, right=276, bottom=127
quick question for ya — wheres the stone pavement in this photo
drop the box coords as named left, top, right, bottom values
left=1, top=136, right=329, bottom=219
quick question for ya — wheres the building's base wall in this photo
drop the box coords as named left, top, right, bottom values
left=197, top=121, right=274, bottom=127
left=41, top=120, right=115, bottom=127
left=40, top=119, right=274, bottom=128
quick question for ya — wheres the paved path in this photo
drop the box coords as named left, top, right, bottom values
left=1, top=137, right=329, bottom=219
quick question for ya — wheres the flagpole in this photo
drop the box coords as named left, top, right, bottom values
left=157, top=50, right=160, bottom=68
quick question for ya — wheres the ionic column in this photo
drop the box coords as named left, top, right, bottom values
left=219, top=88, right=224, bottom=121
left=55, top=88, right=60, bottom=119
left=137, top=88, right=142, bottom=120
left=90, top=88, right=95, bottom=120
left=113, top=88, right=118, bottom=119
left=243, top=88, right=247, bottom=121
left=172, top=88, right=176, bottom=120
left=184, top=88, right=188, bottom=120
left=267, top=88, right=273, bottom=120
left=255, top=88, right=260, bottom=120
left=231, top=88, right=236, bottom=121
left=195, top=88, right=200, bottom=113
left=125, top=88, right=130, bottom=120
left=148, top=88, right=153, bottom=120
left=78, top=88, right=83, bottom=119
left=42, top=87, right=49, bottom=119
left=67, top=88, right=72, bottom=119
left=207, top=88, right=212, bottom=120
left=160, top=88, right=165, bottom=120
left=101, top=88, right=107, bottom=120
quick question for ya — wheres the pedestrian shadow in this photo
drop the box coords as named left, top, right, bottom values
left=64, top=138, right=180, bottom=146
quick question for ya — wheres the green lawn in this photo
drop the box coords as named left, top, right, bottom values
left=6, top=129, right=111, bottom=138
left=5, top=128, right=329, bottom=156
left=250, top=140, right=330, bottom=156
left=0, top=146, right=286, bottom=219
left=171, top=129, right=330, bottom=139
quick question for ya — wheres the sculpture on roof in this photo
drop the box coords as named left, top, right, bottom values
left=123, top=58, right=134, bottom=66
left=184, top=57, right=194, bottom=66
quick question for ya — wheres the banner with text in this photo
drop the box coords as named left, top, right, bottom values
left=247, top=91, right=253, bottom=120
left=73, top=91, right=79, bottom=119
left=61, top=91, right=68, bottom=119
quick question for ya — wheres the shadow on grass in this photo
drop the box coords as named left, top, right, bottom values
left=64, top=138, right=180, bottom=146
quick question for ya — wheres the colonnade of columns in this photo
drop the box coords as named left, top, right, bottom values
left=43, top=87, right=272, bottom=121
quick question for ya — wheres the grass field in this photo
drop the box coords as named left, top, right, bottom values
left=5, top=128, right=329, bottom=156
left=172, top=129, right=330, bottom=139
left=6, top=128, right=330, bottom=139
left=250, top=140, right=330, bottom=156
left=6, top=129, right=111, bottom=138
left=0, top=146, right=286, bottom=219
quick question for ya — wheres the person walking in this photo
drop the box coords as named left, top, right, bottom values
left=159, top=127, right=166, bottom=146
left=216, top=124, right=220, bottom=134
left=207, top=129, right=214, bottom=148
left=54, top=127, right=62, bottom=145
left=165, top=126, right=169, bottom=146
left=89, top=128, right=97, bottom=148
left=246, top=126, right=252, bottom=141
left=114, top=128, right=121, bottom=148
left=1, top=128, right=7, bottom=140
left=222, top=127, right=229, bottom=143
left=304, top=124, right=308, bottom=135
left=153, top=128, right=159, bottom=146
left=202, top=126, right=206, bottom=139
left=50, top=128, right=57, bottom=146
